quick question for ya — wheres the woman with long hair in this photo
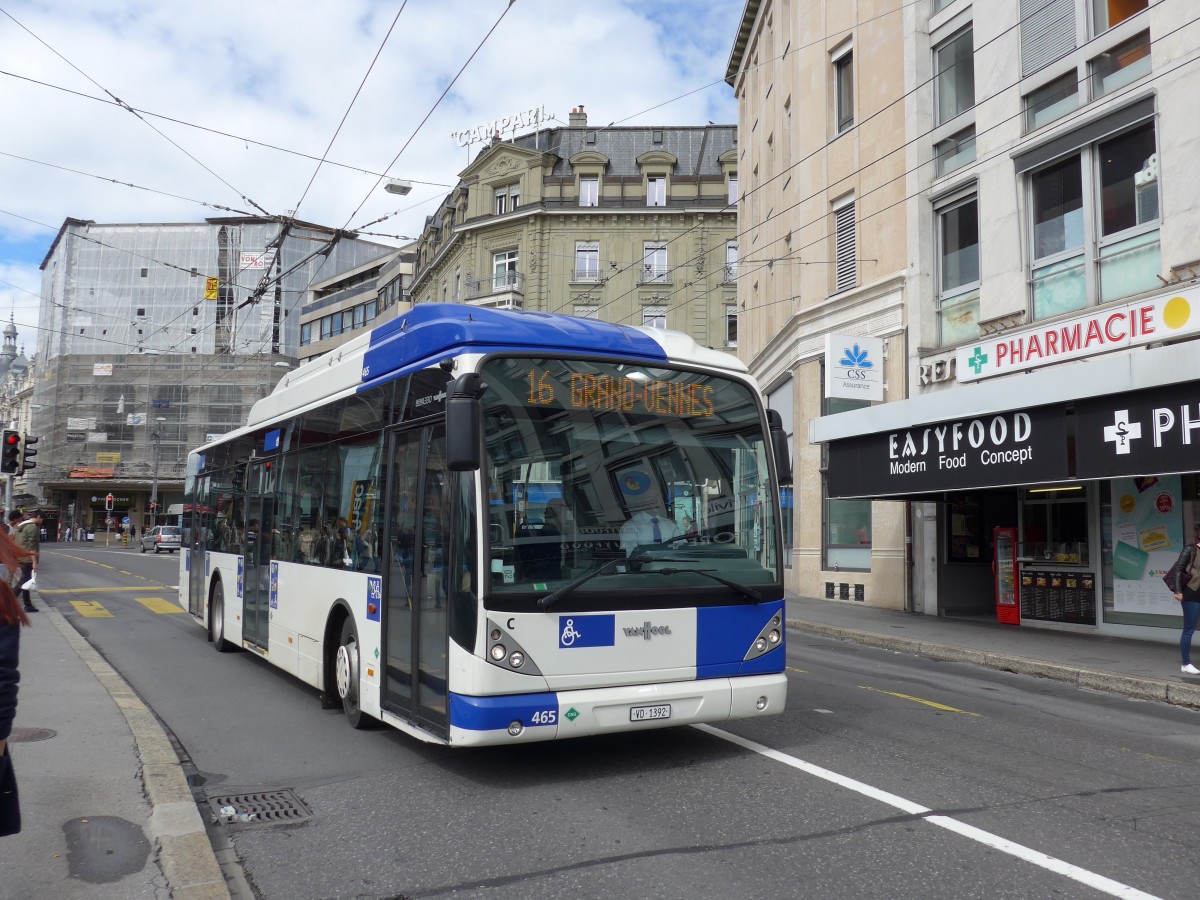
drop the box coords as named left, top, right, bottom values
left=1170, top=524, right=1200, bottom=675
left=1, top=525, right=32, bottom=836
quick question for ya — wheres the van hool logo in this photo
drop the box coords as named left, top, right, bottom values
left=624, top=621, right=673, bottom=640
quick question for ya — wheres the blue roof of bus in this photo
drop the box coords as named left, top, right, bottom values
left=361, top=304, right=668, bottom=384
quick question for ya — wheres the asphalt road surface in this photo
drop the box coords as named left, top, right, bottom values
left=43, top=543, right=1200, bottom=899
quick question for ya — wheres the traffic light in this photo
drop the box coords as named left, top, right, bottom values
left=19, top=434, right=37, bottom=474
left=0, top=431, right=19, bottom=474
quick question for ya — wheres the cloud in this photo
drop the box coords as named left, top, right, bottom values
left=0, top=0, right=742, bottom=347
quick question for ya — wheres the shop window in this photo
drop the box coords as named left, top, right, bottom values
left=1029, top=120, right=1159, bottom=320
left=822, top=392, right=871, bottom=571
left=1018, top=485, right=1092, bottom=623
left=947, top=496, right=983, bottom=561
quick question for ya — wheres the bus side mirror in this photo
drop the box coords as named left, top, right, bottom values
left=447, top=373, right=486, bottom=471
left=767, top=408, right=792, bottom=485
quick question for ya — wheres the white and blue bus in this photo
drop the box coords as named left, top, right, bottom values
left=179, top=304, right=791, bottom=746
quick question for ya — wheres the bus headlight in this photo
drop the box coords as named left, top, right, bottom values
left=508, top=651, right=525, bottom=668
left=744, top=609, right=786, bottom=661
left=767, top=629, right=781, bottom=645
left=490, top=644, right=507, bottom=661
left=485, top=620, right=543, bottom=675
left=508, top=720, right=524, bottom=736
left=489, top=628, right=501, bottom=641
left=754, top=637, right=768, bottom=653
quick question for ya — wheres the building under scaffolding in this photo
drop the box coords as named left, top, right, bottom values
left=32, top=217, right=395, bottom=533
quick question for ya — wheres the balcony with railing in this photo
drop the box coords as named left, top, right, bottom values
left=464, top=270, right=525, bottom=309
left=572, top=267, right=602, bottom=283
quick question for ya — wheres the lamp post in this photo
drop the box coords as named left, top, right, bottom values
left=150, top=416, right=166, bottom=526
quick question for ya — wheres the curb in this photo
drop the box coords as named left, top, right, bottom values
left=787, top=617, right=1200, bottom=711
left=45, top=605, right=231, bottom=900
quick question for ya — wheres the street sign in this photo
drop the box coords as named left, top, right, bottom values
left=122, top=516, right=130, bottom=526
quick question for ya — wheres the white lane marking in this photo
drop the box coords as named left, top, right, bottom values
left=694, top=724, right=1160, bottom=900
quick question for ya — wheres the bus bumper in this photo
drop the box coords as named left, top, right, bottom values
left=447, top=673, right=787, bottom=747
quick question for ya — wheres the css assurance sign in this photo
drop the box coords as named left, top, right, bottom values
left=956, top=286, right=1200, bottom=382
left=824, top=334, right=884, bottom=402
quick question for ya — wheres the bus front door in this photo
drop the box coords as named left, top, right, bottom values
left=382, top=425, right=450, bottom=737
left=242, top=460, right=274, bottom=652
left=186, top=476, right=208, bottom=617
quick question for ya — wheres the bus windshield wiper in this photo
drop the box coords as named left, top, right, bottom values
left=537, top=556, right=647, bottom=610
left=645, top=560, right=763, bottom=604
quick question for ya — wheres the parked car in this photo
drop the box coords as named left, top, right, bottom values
left=141, top=525, right=182, bottom=553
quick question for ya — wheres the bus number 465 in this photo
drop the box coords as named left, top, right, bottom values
left=530, top=709, right=557, bottom=725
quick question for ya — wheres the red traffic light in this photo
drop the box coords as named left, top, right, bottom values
left=3, top=433, right=17, bottom=446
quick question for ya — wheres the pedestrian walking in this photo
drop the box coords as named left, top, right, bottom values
left=1168, top=527, right=1200, bottom=675
left=8, top=510, right=41, bottom=615
left=0, top=524, right=31, bottom=836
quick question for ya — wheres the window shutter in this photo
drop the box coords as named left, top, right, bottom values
left=834, top=202, right=856, bottom=291
left=1021, top=0, right=1076, bottom=76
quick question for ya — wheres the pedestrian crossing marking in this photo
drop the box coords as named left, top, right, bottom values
left=70, top=600, right=113, bottom=618
left=137, top=597, right=183, bottom=614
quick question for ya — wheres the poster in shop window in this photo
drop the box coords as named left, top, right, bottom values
left=1111, top=474, right=1184, bottom=615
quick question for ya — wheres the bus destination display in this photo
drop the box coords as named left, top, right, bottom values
left=526, top=368, right=715, bottom=418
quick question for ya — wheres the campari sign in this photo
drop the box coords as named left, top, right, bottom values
left=955, top=285, right=1200, bottom=382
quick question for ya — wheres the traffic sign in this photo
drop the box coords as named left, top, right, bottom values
left=122, top=516, right=130, bottom=526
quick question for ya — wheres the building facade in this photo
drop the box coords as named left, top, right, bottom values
left=409, top=107, right=740, bottom=351
left=726, top=0, right=911, bottom=607
left=734, top=0, right=1200, bottom=643
left=33, top=217, right=394, bottom=533
left=299, top=245, right=415, bottom=364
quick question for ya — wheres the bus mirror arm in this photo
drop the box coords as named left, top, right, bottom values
left=766, top=408, right=792, bottom=485
left=447, top=373, right=488, bottom=472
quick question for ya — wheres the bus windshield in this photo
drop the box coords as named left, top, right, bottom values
left=480, top=356, right=780, bottom=612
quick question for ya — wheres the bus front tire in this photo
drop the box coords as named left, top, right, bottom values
left=210, top=583, right=233, bottom=653
left=335, top=617, right=374, bottom=729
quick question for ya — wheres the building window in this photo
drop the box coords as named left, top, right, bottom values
left=365, top=299, right=378, bottom=321
left=725, top=306, right=738, bottom=347
left=1030, top=121, right=1159, bottom=320
left=1092, top=0, right=1148, bottom=33
left=642, top=305, right=667, bottom=329
left=493, top=250, right=519, bottom=290
left=1025, top=73, right=1079, bottom=132
left=320, top=316, right=332, bottom=340
left=932, top=0, right=954, bottom=11
left=934, top=127, right=976, bottom=177
left=573, top=241, right=600, bottom=282
left=834, top=47, right=854, bottom=134
left=724, top=241, right=739, bottom=282
left=1020, top=0, right=1076, bottom=77
left=728, top=174, right=739, bottom=205
left=647, top=176, right=666, bottom=207
left=300, top=323, right=312, bottom=346
left=494, top=183, right=520, bottom=215
left=935, top=27, right=975, bottom=125
left=580, top=176, right=598, bottom=207
left=1091, top=30, right=1151, bottom=99
left=937, top=194, right=980, bottom=346
left=641, top=242, right=669, bottom=283
left=833, top=197, right=856, bottom=292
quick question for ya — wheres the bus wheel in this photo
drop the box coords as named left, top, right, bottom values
left=210, top=582, right=233, bottom=653
left=335, top=617, right=374, bottom=729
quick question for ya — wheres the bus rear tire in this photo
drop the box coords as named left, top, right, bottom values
left=335, top=617, right=375, bottom=729
left=210, top=583, right=233, bottom=653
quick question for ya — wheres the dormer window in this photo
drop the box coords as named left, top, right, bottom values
left=494, top=183, right=521, bottom=215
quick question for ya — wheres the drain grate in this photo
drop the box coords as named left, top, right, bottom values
left=206, top=789, right=312, bottom=827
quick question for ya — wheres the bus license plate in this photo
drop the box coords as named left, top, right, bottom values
left=630, top=704, right=671, bottom=722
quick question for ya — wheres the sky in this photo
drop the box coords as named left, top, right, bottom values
left=0, top=0, right=745, bottom=357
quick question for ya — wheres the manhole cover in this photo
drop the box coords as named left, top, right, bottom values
left=206, top=789, right=312, bottom=827
left=8, top=727, right=56, bottom=743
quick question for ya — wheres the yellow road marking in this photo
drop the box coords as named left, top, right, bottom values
left=137, top=597, right=184, bottom=614
left=858, top=685, right=980, bottom=717
left=787, top=666, right=807, bottom=674
left=70, top=600, right=113, bottom=618
left=41, top=586, right=176, bottom=594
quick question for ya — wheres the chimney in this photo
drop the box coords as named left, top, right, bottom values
left=569, top=105, right=587, bottom=127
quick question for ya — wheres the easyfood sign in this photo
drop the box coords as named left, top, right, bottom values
left=956, top=286, right=1200, bottom=382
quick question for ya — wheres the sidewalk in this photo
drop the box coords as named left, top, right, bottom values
left=785, top=593, right=1200, bottom=709
left=0, top=598, right=229, bottom=900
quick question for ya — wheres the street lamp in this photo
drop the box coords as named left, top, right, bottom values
left=150, top=416, right=166, bottom=524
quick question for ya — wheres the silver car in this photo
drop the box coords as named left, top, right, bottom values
left=141, top=525, right=182, bottom=553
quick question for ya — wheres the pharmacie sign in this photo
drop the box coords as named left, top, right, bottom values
left=826, top=406, right=1068, bottom=498
left=824, top=334, right=884, bottom=402
left=955, top=285, right=1200, bottom=383
left=1075, top=379, right=1200, bottom=479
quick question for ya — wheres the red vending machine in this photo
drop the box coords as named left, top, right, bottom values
left=993, top=526, right=1020, bottom=625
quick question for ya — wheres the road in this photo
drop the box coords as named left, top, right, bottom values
left=42, top=542, right=1200, bottom=899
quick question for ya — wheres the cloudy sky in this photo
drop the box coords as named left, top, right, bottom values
left=0, top=0, right=743, bottom=354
